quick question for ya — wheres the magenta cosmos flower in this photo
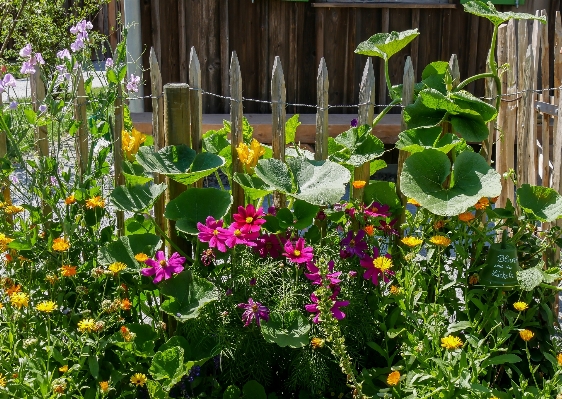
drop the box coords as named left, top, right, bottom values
left=219, top=225, right=259, bottom=248
left=254, top=233, right=284, bottom=258
left=197, top=216, right=229, bottom=252
left=282, top=238, right=313, bottom=264
left=305, top=290, right=349, bottom=324
left=378, top=219, right=399, bottom=236
left=237, top=298, right=270, bottom=327
left=231, top=204, right=266, bottom=233
left=141, top=251, right=186, bottom=284
left=359, top=248, right=395, bottom=285
left=364, top=202, right=390, bottom=218
left=340, top=230, right=368, bottom=258
left=304, top=261, right=341, bottom=286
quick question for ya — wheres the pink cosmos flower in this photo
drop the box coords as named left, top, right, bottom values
left=305, top=291, right=349, bottom=324
left=197, top=216, right=229, bottom=252
left=282, top=238, right=313, bottom=264
left=304, top=261, right=341, bottom=286
left=359, top=248, right=395, bottom=285
left=219, top=225, right=259, bottom=248
left=237, top=298, right=270, bottom=327
left=231, top=204, right=265, bottom=233
left=254, top=233, right=284, bottom=258
left=141, top=251, right=186, bottom=284
left=364, top=202, right=390, bottom=218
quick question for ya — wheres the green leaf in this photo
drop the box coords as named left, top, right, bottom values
left=123, top=104, right=133, bottom=132
left=332, top=125, right=385, bottom=166
left=451, top=91, right=497, bottom=123
left=261, top=311, right=310, bottom=348
left=364, top=181, right=401, bottom=211
left=292, top=200, right=319, bottom=230
left=158, top=336, right=192, bottom=360
left=137, top=145, right=224, bottom=185
left=110, top=183, right=166, bottom=213
left=106, top=69, right=118, bottom=84
left=463, top=1, right=546, bottom=27
left=516, top=184, right=562, bottom=222
left=223, top=385, right=242, bottom=399
left=403, top=97, right=446, bottom=129
left=242, top=380, right=267, bottom=399
left=446, top=321, right=472, bottom=335
left=355, top=29, right=419, bottom=60
left=125, top=215, right=156, bottom=235
left=396, top=126, right=459, bottom=154
left=88, top=356, right=99, bottom=379
left=400, top=149, right=501, bottom=216
left=370, top=159, right=387, bottom=175
left=203, top=129, right=230, bottom=154
left=149, top=346, right=184, bottom=384
left=517, top=266, right=544, bottom=291
left=255, top=158, right=294, bottom=194
left=98, top=235, right=162, bottom=269
left=285, top=114, right=301, bottom=145
left=233, top=173, right=274, bottom=201
left=146, top=380, right=167, bottom=399
left=242, top=117, right=254, bottom=143
left=482, top=354, right=522, bottom=368
left=165, top=188, right=232, bottom=234
left=123, top=160, right=153, bottom=186
left=159, top=271, right=218, bottom=321
left=450, top=113, right=489, bottom=142
left=111, top=323, right=158, bottom=357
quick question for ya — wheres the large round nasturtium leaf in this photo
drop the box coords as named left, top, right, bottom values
left=136, top=145, right=224, bottom=185
left=98, top=234, right=162, bottom=269
left=463, top=1, right=546, bottom=27
left=355, top=29, right=419, bottom=60
left=110, top=183, right=167, bottom=213
left=400, top=149, right=501, bottom=216
left=517, top=184, right=562, bottom=222
left=165, top=187, right=232, bottom=234
left=261, top=310, right=311, bottom=348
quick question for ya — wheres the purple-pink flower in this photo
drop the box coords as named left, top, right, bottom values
left=237, top=298, right=270, bottom=327
left=0, top=74, right=16, bottom=95
left=105, top=58, right=114, bottom=69
left=359, top=248, right=395, bottom=285
left=197, top=216, right=229, bottom=252
left=305, top=291, right=349, bottom=324
left=378, top=219, right=399, bottom=236
left=126, top=74, right=141, bottom=92
left=304, top=261, right=341, bottom=286
left=282, top=238, right=313, bottom=264
left=364, top=202, right=390, bottom=218
left=57, top=49, right=71, bottom=60
left=19, top=44, right=32, bottom=58
left=20, top=61, right=35, bottom=75
left=254, top=233, right=283, bottom=258
left=141, top=251, right=186, bottom=284
left=220, top=225, right=259, bottom=248
left=350, top=118, right=358, bottom=127
left=231, top=204, right=265, bottom=233
left=340, top=229, right=368, bottom=258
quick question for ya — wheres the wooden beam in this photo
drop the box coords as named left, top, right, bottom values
left=312, top=3, right=457, bottom=8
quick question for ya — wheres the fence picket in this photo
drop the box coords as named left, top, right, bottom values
left=397, top=56, right=415, bottom=217
left=540, top=9, right=550, bottom=191
left=496, top=24, right=508, bottom=206
left=521, top=45, right=534, bottom=188
left=553, top=12, right=562, bottom=195
left=74, top=73, right=89, bottom=181
left=315, top=58, right=329, bottom=161
left=113, top=85, right=125, bottom=235
left=230, top=52, right=245, bottom=213
left=528, top=12, right=541, bottom=186
left=271, top=56, right=287, bottom=209
left=517, top=21, right=529, bottom=188
left=31, top=72, right=48, bottom=157
left=504, top=19, right=517, bottom=207
left=353, top=58, right=375, bottom=200
left=189, top=47, right=203, bottom=188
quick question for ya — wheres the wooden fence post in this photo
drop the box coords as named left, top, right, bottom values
left=271, top=56, right=286, bottom=209
left=315, top=58, right=329, bottom=161
left=484, top=56, right=497, bottom=166
left=527, top=12, right=541, bottom=186
left=353, top=58, right=375, bottom=200
left=150, top=47, right=167, bottom=243
left=540, top=9, right=550, bottom=191
left=503, top=19, right=517, bottom=207
left=30, top=71, right=48, bottom=157
left=553, top=12, right=562, bottom=196
left=517, top=21, right=529, bottom=188
left=495, top=24, right=509, bottom=205
left=189, top=47, right=203, bottom=188
left=230, top=52, right=245, bottom=214
left=520, top=45, right=534, bottom=189
left=113, top=85, right=125, bottom=235
left=74, top=72, right=89, bottom=181
left=164, top=83, right=191, bottom=256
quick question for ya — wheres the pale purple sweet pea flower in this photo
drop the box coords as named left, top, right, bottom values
left=20, top=61, right=36, bottom=75
left=9, top=101, right=17, bottom=110
left=57, top=49, right=71, bottom=60
left=105, top=58, right=114, bottom=69
left=38, top=104, right=47, bottom=113
left=34, top=53, right=45, bottom=65
left=237, top=298, right=270, bottom=327
left=141, top=251, right=186, bottom=284
left=70, top=37, right=85, bottom=52
left=126, top=74, right=141, bottom=92
left=50, top=176, right=57, bottom=185
left=19, top=44, right=32, bottom=58
left=10, top=175, right=18, bottom=184
left=2, top=74, right=16, bottom=88
left=197, top=216, right=229, bottom=252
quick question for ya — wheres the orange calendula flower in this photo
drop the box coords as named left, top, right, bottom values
left=556, top=353, right=562, bottom=366
left=363, top=225, right=374, bottom=237
left=45, top=274, right=58, bottom=285
left=134, top=253, right=149, bottom=262
left=458, top=212, right=475, bottom=222
left=519, top=329, right=534, bottom=342
left=387, top=370, right=401, bottom=386
left=441, top=335, right=463, bottom=350
left=5, top=284, right=21, bottom=297
left=85, top=196, right=105, bottom=209
left=130, top=373, right=147, bottom=387
left=468, top=274, right=479, bottom=285
left=120, top=298, right=132, bottom=310
left=0, top=233, right=14, bottom=251
left=433, top=220, right=445, bottom=230
left=490, top=196, right=499, bottom=204
left=58, top=365, right=68, bottom=373
left=311, top=337, right=325, bottom=349
left=4, top=205, right=23, bottom=215
left=352, top=180, right=366, bottom=189
left=122, top=128, right=147, bottom=161
left=401, top=236, right=423, bottom=247
left=108, top=262, right=127, bottom=274
left=99, top=381, right=110, bottom=393
left=474, top=197, right=490, bottom=210
left=373, top=256, right=393, bottom=272
left=430, top=235, right=451, bottom=247
left=236, top=139, right=266, bottom=174
left=65, top=194, right=76, bottom=205
left=60, top=265, right=77, bottom=277
left=390, top=285, right=401, bottom=295
left=407, top=198, right=421, bottom=207
left=52, top=237, right=70, bottom=252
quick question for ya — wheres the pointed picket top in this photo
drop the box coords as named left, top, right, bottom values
left=315, top=57, right=329, bottom=161
left=189, top=47, right=201, bottom=88
left=189, top=47, right=203, bottom=164
left=402, top=56, right=415, bottom=109
left=358, top=58, right=375, bottom=126
left=449, top=54, right=460, bottom=87
left=149, top=47, right=164, bottom=150
left=230, top=51, right=244, bottom=213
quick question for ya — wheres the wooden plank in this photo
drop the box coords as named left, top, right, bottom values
left=149, top=47, right=166, bottom=246
left=527, top=12, right=541, bottom=186
left=178, top=0, right=188, bottom=83
left=230, top=52, right=245, bottom=214
left=521, top=45, right=534, bottom=188
left=312, top=3, right=457, bottom=8
left=504, top=19, right=517, bottom=207
left=30, top=72, right=48, bottom=157
left=315, top=58, right=329, bottom=161
left=466, top=14, right=480, bottom=94
left=74, top=73, right=88, bottom=181
left=108, top=0, right=118, bottom=50
left=378, top=8, right=389, bottom=112
left=495, top=24, right=509, bottom=206
left=189, top=47, right=203, bottom=188
left=220, top=0, right=230, bottom=113
left=517, top=21, right=529, bottom=187
left=271, top=57, right=287, bottom=209
left=553, top=11, right=562, bottom=195
left=540, top=9, right=550, bottom=190
left=149, top=0, right=161, bottom=61
left=259, top=0, right=270, bottom=114
left=353, top=58, right=375, bottom=200
left=411, top=9, right=420, bottom=79
left=113, top=85, right=125, bottom=235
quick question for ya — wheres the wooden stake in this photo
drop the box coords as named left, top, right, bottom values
left=517, top=21, right=529, bottom=188
left=496, top=24, right=508, bottom=206
left=230, top=52, right=245, bottom=214
left=315, top=58, right=329, bottom=161
left=74, top=72, right=89, bottom=181
left=397, top=56, right=415, bottom=214
left=189, top=47, right=203, bottom=188
left=271, top=56, right=286, bottom=209
left=113, top=84, right=125, bottom=235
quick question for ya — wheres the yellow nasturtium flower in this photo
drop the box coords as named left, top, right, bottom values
left=236, top=139, right=265, bottom=174
left=122, top=128, right=147, bottom=161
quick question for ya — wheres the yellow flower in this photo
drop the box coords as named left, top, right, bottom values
left=373, top=256, right=393, bottom=272
left=236, top=139, right=265, bottom=174
left=513, top=301, right=529, bottom=311
left=130, top=373, right=147, bottom=386
left=77, top=318, right=97, bottom=333
left=407, top=198, right=421, bottom=207
left=58, top=365, right=68, bottom=373
left=45, top=274, right=58, bottom=285
left=387, top=370, right=400, bottom=386
left=352, top=180, right=366, bottom=189
left=52, top=237, right=70, bottom=252
left=474, top=197, right=490, bottom=210
left=60, top=265, right=77, bottom=277
left=122, top=128, right=147, bottom=161
left=430, top=235, right=451, bottom=247
left=99, top=381, right=110, bottom=393
left=458, top=212, right=475, bottom=222
left=4, top=205, right=23, bottom=215
left=0, top=373, right=6, bottom=387
left=0, top=303, right=3, bottom=310
left=441, top=335, right=463, bottom=350
left=0, top=233, right=13, bottom=251
left=85, top=196, right=105, bottom=209
left=65, top=194, right=76, bottom=205
left=519, top=329, right=534, bottom=342
left=135, top=253, right=149, bottom=262
left=108, top=262, right=127, bottom=274
left=121, top=298, right=132, bottom=310
left=401, top=236, right=423, bottom=247
left=36, top=300, right=56, bottom=313
left=311, top=337, right=325, bottom=349
left=556, top=353, right=562, bottom=366
left=390, top=285, right=401, bottom=295
left=10, top=292, right=29, bottom=308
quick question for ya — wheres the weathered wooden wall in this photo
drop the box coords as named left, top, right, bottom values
left=139, top=0, right=560, bottom=114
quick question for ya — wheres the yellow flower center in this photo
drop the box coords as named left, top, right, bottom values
left=349, top=239, right=355, bottom=247
left=293, top=250, right=301, bottom=257
left=234, top=229, right=242, bottom=237
left=246, top=217, right=253, bottom=223
left=159, top=260, right=167, bottom=267
left=213, top=229, right=219, bottom=236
